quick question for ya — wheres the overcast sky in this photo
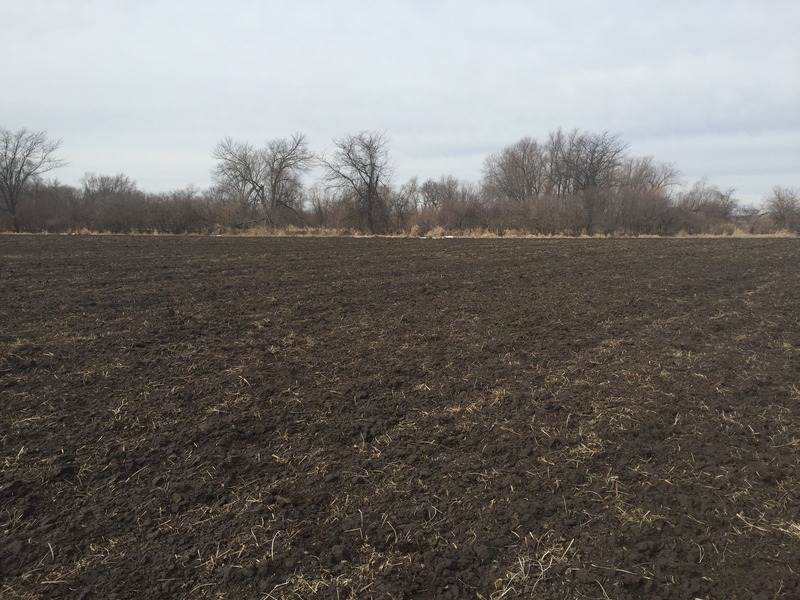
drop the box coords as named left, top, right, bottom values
left=3, top=0, right=799, bottom=205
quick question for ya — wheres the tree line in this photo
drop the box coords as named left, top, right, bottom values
left=1, top=125, right=798, bottom=235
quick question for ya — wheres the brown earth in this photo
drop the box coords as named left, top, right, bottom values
left=1, top=235, right=799, bottom=600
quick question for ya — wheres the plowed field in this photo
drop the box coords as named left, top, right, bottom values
left=1, top=235, right=799, bottom=599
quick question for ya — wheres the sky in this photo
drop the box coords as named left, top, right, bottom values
left=3, top=0, right=799, bottom=205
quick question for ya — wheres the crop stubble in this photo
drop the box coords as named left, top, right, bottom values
left=1, top=236, right=799, bottom=599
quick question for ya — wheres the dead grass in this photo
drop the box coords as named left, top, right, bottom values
left=3, top=226, right=796, bottom=238
left=489, top=531, right=577, bottom=599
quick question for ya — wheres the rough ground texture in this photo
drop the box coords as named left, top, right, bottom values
left=1, top=235, right=799, bottom=600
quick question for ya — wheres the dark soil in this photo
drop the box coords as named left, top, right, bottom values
left=1, top=235, right=799, bottom=599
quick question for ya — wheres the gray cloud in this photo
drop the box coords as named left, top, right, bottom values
left=3, top=0, right=798, bottom=203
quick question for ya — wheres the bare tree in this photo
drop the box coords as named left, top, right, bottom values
left=608, top=157, right=681, bottom=234
left=212, top=133, right=313, bottom=228
left=619, top=156, right=680, bottom=192
left=481, top=129, right=630, bottom=232
left=81, top=172, right=138, bottom=197
left=765, top=186, right=800, bottom=231
left=305, top=184, right=343, bottom=229
left=675, top=179, right=738, bottom=233
left=482, top=137, right=546, bottom=205
left=386, top=177, right=419, bottom=232
left=0, top=127, right=66, bottom=232
left=322, top=131, right=392, bottom=234
left=80, top=173, right=146, bottom=232
left=543, top=129, right=627, bottom=195
left=418, top=176, right=484, bottom=230
left=152, top=186, right=209, bottom=234
left=420, top=176, right=459, bottom=212
left=553, top=129, right=628, bottom=232
left=8, top=179, right=81, bottom=232
left=203, top=184, right=255, bottom=229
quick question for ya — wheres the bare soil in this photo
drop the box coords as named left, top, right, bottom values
left=1, top=235, right=799, bottom=599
